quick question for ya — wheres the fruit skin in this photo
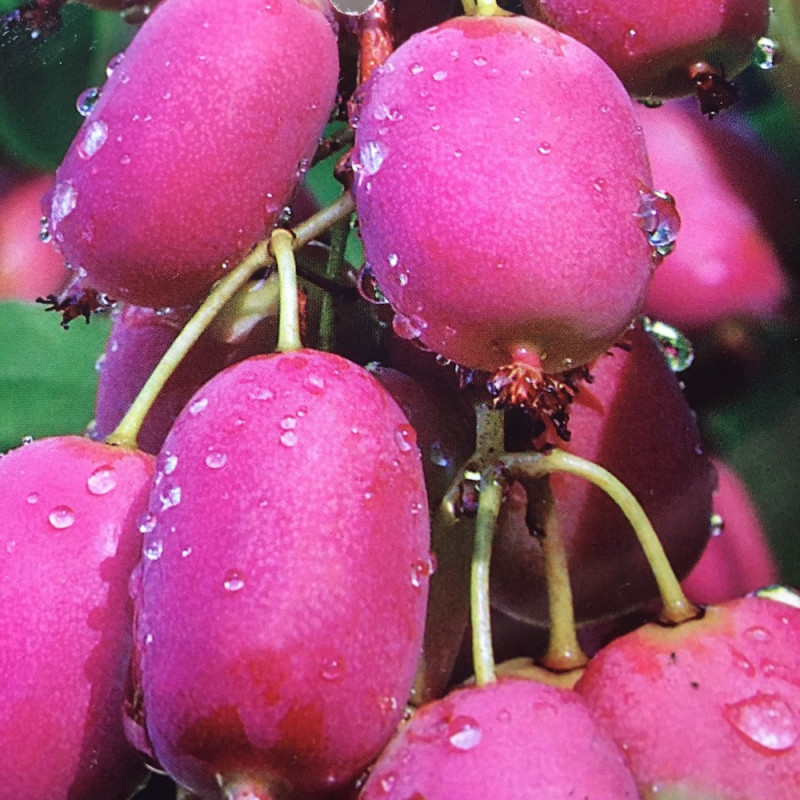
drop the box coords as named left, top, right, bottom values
left=0, top=173, right=67, bottom=301
left=46, top=0, right=338, bottom=309
left=576, top=595, right=800, bottom=799
left=359, top=678, right=640, bottom=799
left=490, top=322, right=716, bottom=625
left=640, top=102, right=788, bottom=330
left=352, top=14, right=655, bottom=373
left=522, top=0, right=770, bottom=100
left=0, top=436, right=154, bottom=800
left=682, top=459, right=779, bottom=605
left=135, top=350, right=431, bottom=798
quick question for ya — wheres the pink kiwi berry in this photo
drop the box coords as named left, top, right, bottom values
left=0, top=436, right=154, bottom=800
left=576, top=592, right=800, bottom=799
left=133, top=350, right=432, bottom=799
left=359, top=678, right=639, bottom=799
left=639, top=101, right=788, bottom=330
left=682, top=458, right=779, bottom=605
left=45, top=0, right=338, bottom=309
left=351, top=14, right=661, bottom=374
left=489, top=321, right=716, bottom=625
left=522, top=0, right=770, bottom=103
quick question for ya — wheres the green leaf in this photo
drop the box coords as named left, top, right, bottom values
left=0, top=301, right=110, bottom=452
left=0, top=3, right=135, bottom=170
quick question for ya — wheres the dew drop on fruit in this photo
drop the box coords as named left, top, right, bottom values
left=6, top=540, right=17, bottom=554
left=392, top=313, right=427, bottom=340
left=754, top=37, right=781, bottom=69
left=710, top=512, right=725, bottom=537
left=410, top=554, right=436, bottom=588
left=641, top=317, right=694, bottom=372
left=394, top=423, right=417, bottom=453
left=355, top=263, right=389, bottom=305
left=280, top=430, right=298, bottom=447
left=474, top=55, right=488, bottom=67
left=722, top=693, right=799, bottom=753
left=162, top=453, right=178, bottom=475
left=446, top=715, right=482, bottom=751
left=159, top=485, right=181, bottom=510
left=376, top=772, right=397, bottom=795
left=730, top=647, right=756, bottom=677
left=50, top=182, right=77, bottom=226
left=322, top=658, right=343, bottom=681
left=223, top=569, right=245, bottom=592
left=106, top=52, right=124, bottom=77
left=76, top=87, right=101, bottom=117
left=48, top=505, right=75, bottom=530
left=635, top=188, right=681, bottom=253
left=26, top=492, right=38, bottom=504
left=87, top=464, right=117, bottom=495
left=144, top=539, right=164, bottom=561
left=77, top=119, right=109, bottom=160
left=189, top=397, right=209, bottom=415
left=744, top=626, right=773, bottom=643
left=205, top=450, right=227, bottom=470
left=39, top=216, right=52, bottom=243
left=304, top=374, right=326, bottom=394
left=356, top=140, right=389, bottom=177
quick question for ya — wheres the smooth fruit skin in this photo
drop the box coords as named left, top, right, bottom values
left=576, top=595, right=800, bottom=799
left=135, top=350, right=431, bottom=798
left=0, top=173, right=67, bottom=301
left=46, top=0, right=338, bottom=309
left=522, top=0, right=770, bottom=100
left=682, top=459, right=779, bottom=605
left=352, top=14, right=655, bottom=373
left=0, top=436, right=154, bottom=800
left=359, top=678, right=640, bottom=799
left=490, top=322, right=716, bottom=625
left=639, top=102, right=788, bottom=330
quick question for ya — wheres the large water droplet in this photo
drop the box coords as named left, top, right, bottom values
left=280, top=430, right=298, bottom=448
left=641, top=317, right=694, bottom=372
left=723, top=693, right=799, bottom=753
left=355, top=262, right=389, bottom=305
left=137, top=511, right=157, bottom=534
left=162, top=453, right=178, bottom=475
left=76, top=87, right=101, bottom=117
left=754, top=37, right=781, bottom=70
left=205, top=450, right=227, bottom=469
left=144, top=539, right=163, bottom=561
left=87, top=464, right=116, bottom=495
left=223, top=569, right=245, bottom=592
left=433, top=69, right=447, bottom=81
left=537, top=141, right=552, bottom=155
left=392, top=313, right=427, bottom=340
left=447, top=715, right=482, bottom=751
left=322, top=658, right=343, bottom=680
left=189, top=397, right=208, bottom=415
left=159, top=486, right=181, bottom=510
left=106, top=52, right=124, bottom=77
left=636, top=188, right=681, bottom=254
left=77, top=119, right=108, bottom=160
left=356, top=141, right=388, bottom=177
left=744, top=625, right=773, bottom=643
left=50, top=182, right=77, bottom=226
left=394, top=423, right=417, bottom=453
left=48, top=506, right=75, bottom=530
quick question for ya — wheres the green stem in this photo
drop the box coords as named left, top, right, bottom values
left=318, top=216, right=351, bottom=352
left=471, top=466, right=504, bottom=687
left=503, top=449, right=699, bottom=625
left=207, top=271, right=280, bottom=345
left=105, top=192, right=354, bottom=450
left=271, top=229, right=302, bottom=353
left=474, top=0, right=499, bottom=14
left=461, top=0, right=477, bottom=12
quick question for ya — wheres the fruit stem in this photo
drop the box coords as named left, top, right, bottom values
left=460, top=0, right=477, bottom=12
left=471, top=465, right=504, bottom=687
left=271, top=229, right=302, bottom=353
left=318, top=216, right=351, bottom=352
left=474, top=402, right=505, bottom=459
left=207, top=271, right=280, bottom=344
left=537, top=482, right=588, bottom=671
left=503, top=449, right=700, bottom=625
left=474, top=0, right=499, bottom=14
left=105, top=192, right=354, bottom=449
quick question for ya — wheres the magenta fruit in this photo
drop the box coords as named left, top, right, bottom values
left=351, top=14, right=658, bottom=374
left=0, top=436, right=154, bottom=800
left=46, top=0, right=338, bottom=309
left=134, top=349, right=432, bottom=799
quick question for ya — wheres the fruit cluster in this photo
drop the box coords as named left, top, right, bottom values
left=0, top=0, right=797, bottom=798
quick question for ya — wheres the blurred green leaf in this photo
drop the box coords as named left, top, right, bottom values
left=0, top=3, right=135, bottom=170
left=0, top=301, right=110, bottom=452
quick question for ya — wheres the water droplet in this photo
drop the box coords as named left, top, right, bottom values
left=473, top=55, right=488, bottom=67
left=106, top=52, right=124, bottom=77
left=392, top=312, right=427, bottom=340
left=710, top=513, right=725, bottom=537
left=159, top=486, right=181, bottom=510
left=87, top=464, right=116, bottom=495
left=76, top=87, right=101, bottom=117
left=181, top=546, right=193, bottom=558
left=354, top=262, right=388, bottom=305
left=411, top=554, right=436, bottom=587
left=144, top=539, right=163, bottom=561
left=356, top=140, right=388, bottom=177
left=379, top=696, right=398, bottom=715
left=136, top=511, right=157, bottom=534
left=120, top=154, right=131, bottom=166
left=5, top=540, right=17, bottom=554
left=280, top=430, right=298, bottom=447
left=205, top=450, right=227, bottom=469
left=593, top=177, right=607, bottom=192
left=322, top=658, right=343, bottom=680
left=641, top=317, right=694, bottom=372
left=723, top=693, right=798, bottom=753
left=304, top=374, right=326, bottom=394
left=744, top=626, right=773, bottom=643
left=433, top=69, right=447, bottom=81
left=730, top=647, right=756, bottom=677
left=48, top=506, right=75, bottom=530
left=376, top=772, right=397, bottom=795
left=281, top=416, right=297, bottom=430
left=39, top=215, right=52, bottom=243
left=77, top=119, right=108, bottom=160
left=410, top=63, right=424, bottom=75
left=223, top=569, right=245, bottom=592
left=26, top=492, right=39, bottom=504
left=189, top=397, right=208, bottom=415
left=447, top=715, right=482, bottom=751
left=162, top=453, right=178, bottom=475
left=537, top=141, right=552, bottom=155
left=50, top=182, right=77, bottom=225
left=394, top=423, right=417, bottom=453
left=636, top=187, right=681, bottom=254
left=754, top=36, right=781, bottom=69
